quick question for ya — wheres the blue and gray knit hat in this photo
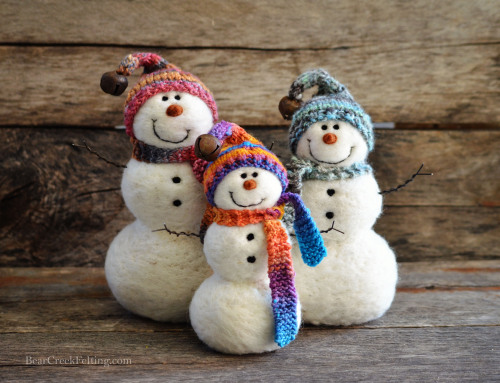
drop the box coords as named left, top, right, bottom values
left=279, top=69, right=374, bottom=154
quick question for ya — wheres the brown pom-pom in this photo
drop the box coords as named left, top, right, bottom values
left=279, top=96, right=303, bottom=120
left=195, top=134, right=222, bottom=161
left=100, top=71, right=128, bottom=96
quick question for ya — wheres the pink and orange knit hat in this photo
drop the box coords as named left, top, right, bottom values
left=100, top=52, right=218, bottom=138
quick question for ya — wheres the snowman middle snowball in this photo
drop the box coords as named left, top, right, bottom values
left=189, top=122, right=327, bottom=354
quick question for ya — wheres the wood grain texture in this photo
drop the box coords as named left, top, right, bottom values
left=0, top=264, right=498, bottom=382
left=2, top=0, right=498, bottom=48
left=1, top=327, right=499, bottom=382
left=0, top=44, right=498, bottom=127
left=1, top=127, right=498, bottom=266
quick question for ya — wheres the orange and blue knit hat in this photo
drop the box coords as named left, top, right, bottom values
left=100, top=52, right=218, bottom=138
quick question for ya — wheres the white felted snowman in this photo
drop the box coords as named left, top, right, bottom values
left=279, top=69, right=398, bottom=326
left=189, top=122, right=327, bottom=354
left=99, top=53, right=217, bottom=322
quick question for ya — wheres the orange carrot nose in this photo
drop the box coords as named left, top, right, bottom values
left=323, top=133, right=337, bottom=144
left=166, top=104, right=183, bottom=117
left=243, top=179, right=257, bottom=190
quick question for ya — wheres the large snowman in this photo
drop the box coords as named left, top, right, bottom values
left=279, top=69, right=398, bottom=326
left=189, top=122, right=327, bottom=354
left=99, top=53, right=217, bottom=322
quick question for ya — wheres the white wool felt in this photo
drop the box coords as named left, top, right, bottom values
left=300, top=174, right=382, bottom=243
left=296, top=120, right=369, bottom=167
left=190, top=221, right=301, bottom=354
left=292, top=229, right=397, bottom=326
left=121, top=160, right=206, bottom=232
left=105, top=219, right=211, bottom=322
left=213, top=167, right=283, bottom=210
left=133, top=92, right=214, bottom=149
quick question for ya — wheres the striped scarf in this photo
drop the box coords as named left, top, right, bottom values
left=200, top=204, right=298, bottom=348
left=131, top=138, right=207, bottom=183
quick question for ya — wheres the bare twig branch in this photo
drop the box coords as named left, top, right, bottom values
left=71, top=140, right=127, bottom=168
left=380, top=163, right=433, bottom=195
left=153, top=223, right=201, bottom=238
left=290, top=220, right=344, bottom=236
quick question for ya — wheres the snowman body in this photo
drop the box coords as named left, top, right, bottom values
left=105, top=91, right=214, bottom=322
left=291, top=120, right=397, bottom=325
left=190, top=165, right=301, bottom=354
left=190, top=222, right=282, bottom=354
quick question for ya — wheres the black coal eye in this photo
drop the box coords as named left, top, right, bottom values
left=173, top=200, right=182, bottom=207
left=162, top=96, right=168, bottom=101
left=247, top=233, right=255, bottom=241
left=175, top=95, right=181, bottom=100
left=241, top=173, right=247, bottom=179
left=321, top=125, right=328, bottom=130
left=325, top=211, right=334, bottom=219
left=252, top=172, right=258, bottom=178
left=333, top=124, right=340, bottom=130
left=247, top=256, right=256, bottom=263
left=327, top=189, right=335, bottom=196
left=172, top=177, right=181, bottom=184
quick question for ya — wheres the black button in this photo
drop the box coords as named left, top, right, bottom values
left=325, top=212, right=334, bottom=219
left=247, top=256, right=256, bottom=263
left=173, top=200, right=182, bottom=207
left=247, top=233, right=255, bottom=241
left=172, top=177, right=181, bottom=183
left=327, top=189, right=335, bottom=196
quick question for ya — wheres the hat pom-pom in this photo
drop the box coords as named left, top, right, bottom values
left=279, top=96, right=303, bottom=120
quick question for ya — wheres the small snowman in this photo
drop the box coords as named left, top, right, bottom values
left=279, top=69, right=398, bottom=326
left=99, top=53, right=218, bottom=321
left=189, top=122, right=327, bottom=354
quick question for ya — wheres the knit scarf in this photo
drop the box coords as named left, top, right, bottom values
left=200, top=204, right=298, bottom=348
left=131, top=138, right=207, bottom=183
left=287, top=156, right=373, bottom=194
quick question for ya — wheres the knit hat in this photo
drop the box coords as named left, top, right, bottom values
left=100, top=52, right=218, bottom=138
left=279, top=69, right=374, bottom=154
left=199, top=122, right=327, bottom=347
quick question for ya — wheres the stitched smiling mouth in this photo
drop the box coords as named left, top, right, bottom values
left=229, top=192, right=265, bottom=208
left=152, top=119, right=190, bottom=143
left=308, top=139, right=353, bottom=165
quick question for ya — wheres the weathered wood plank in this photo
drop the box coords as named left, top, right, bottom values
left=0, top=263, right=499, bottom=332
left=1, top=0, right=498, bottom=48
left=1, top=127, right=498, bottom=266
left=1, top=327, right=499, bottom=382
left=0, top=45, right=498, bottom=126
left=2, top=261, right=498, bottom=302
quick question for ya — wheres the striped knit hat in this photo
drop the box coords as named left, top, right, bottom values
left=100, top=52, right=218, bottom=138
left=203, top=122, right=287, bottom=206
left=279, top=69, right=374, bottom=154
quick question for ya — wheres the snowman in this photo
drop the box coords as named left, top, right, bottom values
left=189, top=122, right=327, bottom=354
left=99, top=53, right=218, bottom=322
left=278, top=69, right=398, bottom=326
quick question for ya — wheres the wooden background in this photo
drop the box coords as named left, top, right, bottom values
left=0, top=0, right=499, bottom=267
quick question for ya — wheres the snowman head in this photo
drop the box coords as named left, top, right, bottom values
left=202, top=124, right=288, bottom=209
left=100, top=52, right=218, bottom=148
left=279, top=69, right=374, bottom=165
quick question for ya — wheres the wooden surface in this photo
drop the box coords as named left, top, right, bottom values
left=1, top=127, right=499, bottom=266
left=1, top=262, right=499, bottom=382
left=0, top=0, right=499, bottom=126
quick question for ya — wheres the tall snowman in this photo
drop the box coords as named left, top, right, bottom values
left=279, top=69, right=398, bottom=326
left=99, top=53, right=218, bottom=322
left=189, top=122, right=327, bottom=354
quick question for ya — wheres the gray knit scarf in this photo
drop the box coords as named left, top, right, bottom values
left=286, top=156, right=373, bottom=194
